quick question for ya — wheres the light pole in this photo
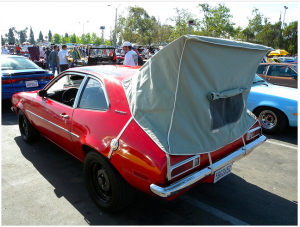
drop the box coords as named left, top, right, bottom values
left=79, top=21, right=89, bottom=34
left=108, top=4, right=121, bottom=48
left=282, top=6, right=288, bottom=30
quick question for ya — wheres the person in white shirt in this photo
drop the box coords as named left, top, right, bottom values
left=58, top=44, right=69, bottom=72
left=40, top=47, right=45, bottom=58
left=122, top=41, right=138, bottom=66
left=2, top=45, right=9, bottom=55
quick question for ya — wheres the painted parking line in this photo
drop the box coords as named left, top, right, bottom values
left=265, top=140, right=298, bottom=150
left=180, top=194, right=249, bottom=225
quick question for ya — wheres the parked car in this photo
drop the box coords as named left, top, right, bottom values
left=1, top=55, right=54, bottom=100
left=256, top=63, right=298, bottom=88
left=277, top=57, right=297, bottom=63
left=11, top=35, right=270, bottom=212
left=248, top=74, right=298, bottom=134
left=68, top=48, right=87, bottom=67
left=87, top=47, right=122, bottom=65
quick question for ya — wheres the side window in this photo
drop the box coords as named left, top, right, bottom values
left=78, top=78, right=108, bottom=111
left=47, top=74, right=84, bottom=106
left=256, top=65, right=267, bottom=74
left=267, top=66, right=280, bottom=77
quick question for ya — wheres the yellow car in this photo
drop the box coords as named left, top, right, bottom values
left=67, top=49, right=87, bottom=67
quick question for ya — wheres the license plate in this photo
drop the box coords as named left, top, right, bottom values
left=25, top=80, right=38, bottom=88
left=214, top=163, right=232, bottom=183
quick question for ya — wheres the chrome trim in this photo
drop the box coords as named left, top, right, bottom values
left=107, top=116, right=133, bottom=159
left=246, top=126, right=261, bottom=141
left=11, top=106, right=14, bottom=112
left=26, top=110, right=80, bottom=138
left=115, top=110, right=127, bottom=114
left=73, top=75, right=89, bottom=108
left=150, top=135, right=266, bottom=198
left=166, top=154, right=171, bottom=181
left=208, top=153, right=214, bottom=174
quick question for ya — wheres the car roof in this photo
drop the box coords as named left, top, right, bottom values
left=260, top=63, right=295, bottom=66
left=0, top=55, right=27, bottom=58
left=66, top=65, right=141, bottom=81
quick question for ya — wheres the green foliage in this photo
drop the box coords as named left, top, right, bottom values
left=20, top=31, right=26, bottom=44
left=103, top=40, right=112, bottom=46
left=28, top=27, right=35, bottom=44
left=65, top=33, right=68, bottom=38
left=52, top=33, right=61, bottom=44
left=283, top=21, right=298, bottom=55
left=48, top=30, right=52, bottom=42
left=1, top=35, right=5, bottom=45
left=94, top=37, right=103, bottom=46
left=39, top=31, right=43, bottom=42
left=61, top=35, right=69, bottom=44
left=69, top=33, right=77, bottom=43
left=197, top=4, right=235, bottom=38
left=7, top=28, right=15, bottom=44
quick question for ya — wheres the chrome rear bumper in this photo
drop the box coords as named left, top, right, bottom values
left=150, top=135, right=266, bottom=198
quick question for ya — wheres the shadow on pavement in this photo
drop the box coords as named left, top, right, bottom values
left=264, top=126, right=298, bottom=145
left=14, top=135, right=297, bottom=225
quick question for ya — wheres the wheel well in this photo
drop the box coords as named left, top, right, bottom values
left=252, top=105, right=289, bottom=125
left=82, top=144, right=97, bottom=156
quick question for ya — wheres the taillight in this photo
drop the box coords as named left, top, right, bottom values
left=46, top=74, right=54, bottom=80
left=2, top=79, right=12, bottom=84
left=246, top=126, right=261, bottom=141
left=169, top=155, right=200, bottom=179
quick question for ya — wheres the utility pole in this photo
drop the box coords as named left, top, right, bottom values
left=282, top=6, right=288, bottom=30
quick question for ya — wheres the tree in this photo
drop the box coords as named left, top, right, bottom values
left=52, top=33, right=61, bottom=43
left=61, top=35, right=69, bottom=44
left=256, top=21, right=281, bottom=48
left=28, top=27, right=35, bottom=44
left=283, top=21, right=298, bottom=55
left=48, top=30, right=52, bottom=42
left=1, top=35, right=5, bottom=45
left=65, top=33, right=68, bottom=38
left=197, top=4, right=235, bottom=38
left=85, top=33, right=91, bottom=44
left=94, top=37, right=103, bottom=46
left=20, top=31, right=26, bottom=44
left=7, top=28, right=16, bottom=44
left=91, top=32, right=98, bottom=44
left=69, top=33, right=77, bottom=43
left=39, top=31, right=43, bottom=42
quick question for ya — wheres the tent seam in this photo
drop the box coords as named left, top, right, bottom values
left=167, top=37, right=188, bottom=153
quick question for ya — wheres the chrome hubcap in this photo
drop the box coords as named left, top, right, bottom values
left=259, top=110, right=277, bottom=129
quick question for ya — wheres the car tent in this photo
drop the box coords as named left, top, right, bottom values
left=122, top=35, right=273, bottom=155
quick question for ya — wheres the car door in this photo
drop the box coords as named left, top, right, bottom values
left=266, top=65, right=297, bottom=88
left=29, top=72, right=86, bottom=156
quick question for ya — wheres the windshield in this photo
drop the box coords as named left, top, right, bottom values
left=1, top=57, right=40, bottom=70
left=253, top=74, right=268, bottom=85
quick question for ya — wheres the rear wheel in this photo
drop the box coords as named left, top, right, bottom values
left=84, top=151, right=135, bottom=212
left=18, top=110, right=40, bottom=142
left=254, top=107, right=287, bottom=134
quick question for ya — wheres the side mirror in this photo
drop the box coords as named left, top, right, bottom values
left=292, top=74, right=297, bottom=79
left=38, top=90, right=48, bottom=97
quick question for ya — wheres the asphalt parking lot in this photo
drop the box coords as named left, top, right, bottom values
left=1, top=99, right=297, bottom=225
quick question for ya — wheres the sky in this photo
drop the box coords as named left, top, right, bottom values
left=0, top=1, right=298, bottom=41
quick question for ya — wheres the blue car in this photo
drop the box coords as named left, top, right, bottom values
left=1, top=55, right=54, bottom=100
left=247, top=74, right=298, bottom=134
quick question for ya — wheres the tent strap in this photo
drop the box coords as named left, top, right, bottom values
left=208, top=153, right=214, bottom=174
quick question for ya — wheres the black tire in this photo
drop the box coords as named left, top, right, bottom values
left=84, top=151, right=135, bottom=212
left=18, top=110, right=40, bottom=142
left=254, top=107, right=287, bottom=134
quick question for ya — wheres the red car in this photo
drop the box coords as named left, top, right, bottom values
left=11, top=36, right=270, bottom=212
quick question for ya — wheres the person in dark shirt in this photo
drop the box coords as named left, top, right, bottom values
left=45, top=47, right=52, bottom=69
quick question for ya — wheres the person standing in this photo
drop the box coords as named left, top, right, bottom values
left=16, top=45, right=21, bottom=55
left=58, top=44, right=69, bottom=72
left=40, top=47, right=45, bottom=59
left=45, top=47, right=51, bottom=69
left=48, top=45, right=59, bottom=75
left=122, top=41, right=138, bottom=66
left=2, top=45, right=10, bottom=55
left=71, top=47, right=79, bottom=67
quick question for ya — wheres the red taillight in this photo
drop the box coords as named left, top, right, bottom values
left=169, top=155, right=200, bottom=179
left=113, top=55, right=116, bottom=61
left=2, top=79, right=12, bottom=84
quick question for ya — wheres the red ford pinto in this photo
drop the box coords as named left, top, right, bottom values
left=11, top=35, right=272, bottom=212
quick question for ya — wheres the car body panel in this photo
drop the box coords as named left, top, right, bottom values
left=256, top=63, right=298, bottom=88
left=248, top=76, right=298, bottom=127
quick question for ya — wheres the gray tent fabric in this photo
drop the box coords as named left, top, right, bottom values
left=122, top=35, right=273, bottom=155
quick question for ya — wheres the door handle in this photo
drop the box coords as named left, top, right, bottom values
left=60, top=113, right=69, bottom=119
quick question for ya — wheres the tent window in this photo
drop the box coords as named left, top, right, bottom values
left=209, top=93, right=244, bottom=130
